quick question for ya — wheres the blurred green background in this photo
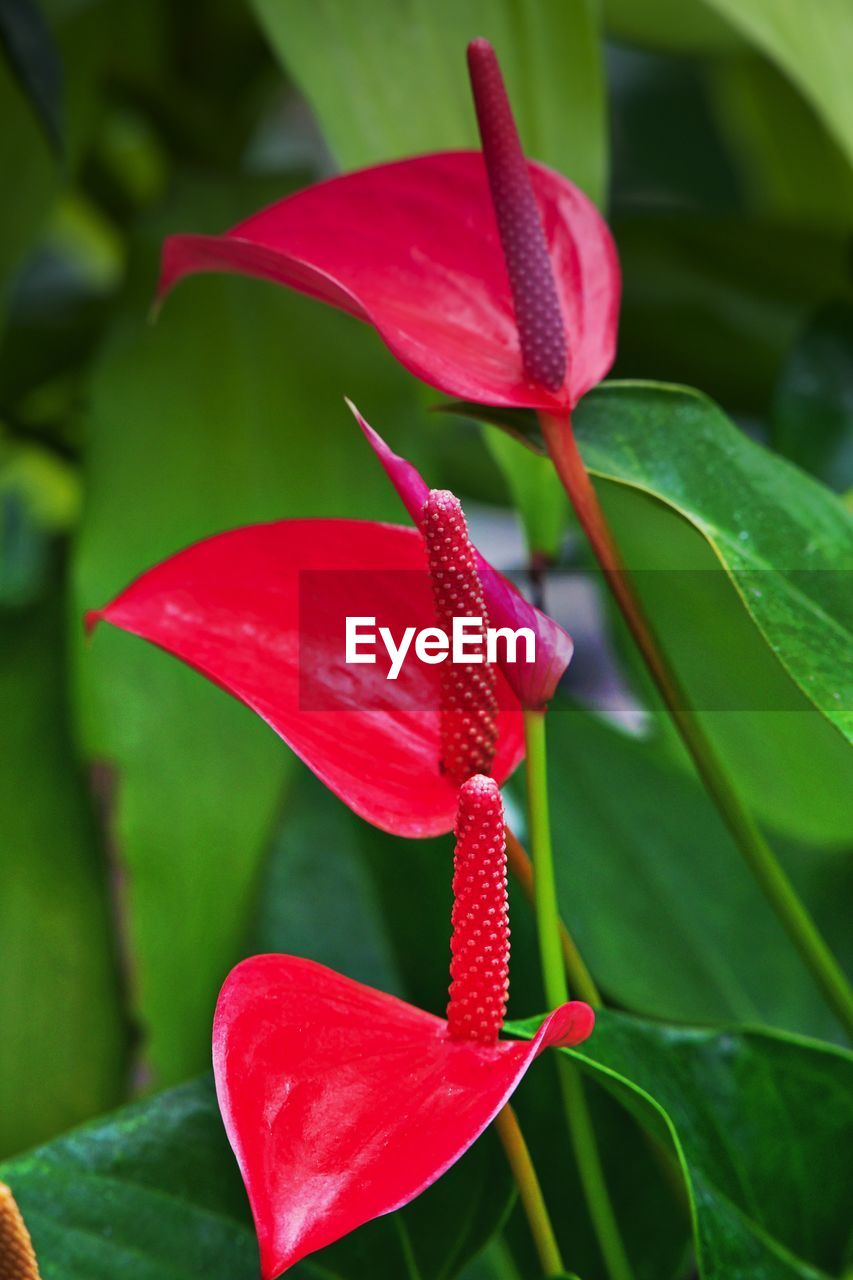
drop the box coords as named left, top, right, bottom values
left=1, top=2, right=852, bottom=1278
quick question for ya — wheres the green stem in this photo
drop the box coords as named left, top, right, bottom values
left=494, top=1105, right=565, bottom=1277
left=539, top=410, right=853, bottom=1041
left=523, top=710, right=634, bottom=1280
left=524, top=710, right=567, bottom=1009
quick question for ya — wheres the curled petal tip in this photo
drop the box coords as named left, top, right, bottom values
left=546, top=1001, right=596, bottom=1050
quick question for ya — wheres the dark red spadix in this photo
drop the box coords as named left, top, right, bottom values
left=467, top=37, right=568, bottom=393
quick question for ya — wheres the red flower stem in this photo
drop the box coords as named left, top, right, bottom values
left=493, top=1105, right=565, bottom=1277
left=524, top=711, right=634, bottom=1280
left=505, top=826, right=600, bottom=1006
left=539, top=409, right=853, bottom=1041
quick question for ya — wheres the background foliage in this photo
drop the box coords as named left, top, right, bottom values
left=1, top=2, right=851, bottom=1278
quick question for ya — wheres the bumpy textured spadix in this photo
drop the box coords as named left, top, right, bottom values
left=422, top=492, right=499, bottom=783
left=447, top=776, right=509, bottom=1042
left=467, top=38, right=568, bottom=393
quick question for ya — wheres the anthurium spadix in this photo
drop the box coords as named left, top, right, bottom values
left=86, top=430, right=571, bottom=833
left=156, top=44, right=619, bottom=412
left=214, top=777, right=595, bottom=1277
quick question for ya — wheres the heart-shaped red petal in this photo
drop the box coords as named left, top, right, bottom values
left=86, top=519, right=523, bottom=836
left=158, top=152, right=619, bottom=412
left=214, top=955, right=594, bottom=1277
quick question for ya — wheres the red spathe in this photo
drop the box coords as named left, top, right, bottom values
left=87, top=518, right=524, bottom=837
left=158, top=152, right=620, bottom=412
left=214, top=954, right=595, bottom=1277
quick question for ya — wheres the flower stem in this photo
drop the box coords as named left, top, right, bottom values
left=523, top=710, right=634, bottom=1280
left=505, top=827, right=601, bottom=1006
left=494, top=1105, right=565, bottom=1277
left=539, top=410, right=853, bottom=1040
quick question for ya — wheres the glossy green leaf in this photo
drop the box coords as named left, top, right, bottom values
left=0, top=1072, right=512, bottom=1280
left=251, top=0, right=606, bottom=205
left=74, top=185, right=430, bottom=1086
left=0, top=593, right=124, bottom=1156
left=0, top=0, right=63, bottom=154
left=574, top=381, right=853, bottom=740
left=463, top=381, right=853, bottom=741
left=542, top=708, right=851, bottom=1041
left=701, top=0, right=853, bottom=170
left=511, top=1010, right=853, bottom=1280
left=598, top=481, right=853, bottom=847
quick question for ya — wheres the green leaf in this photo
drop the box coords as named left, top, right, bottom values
left=542, top=707, right=851, bottom=1040
left=510, top=1010, right=853, bottom=1279
left=772, top=301, right=853, bottom=492
left=709, top=57, right=853, bottom=230
left=0, top=44, right=56, bottom=294
left=460, top=381, right=853, bottom=742
left=0, top=592, right=124, bottom=1156
left=0, top=1073, right=512, bottom=1280
left=574, top=381, right=853, bottom=741
left=701, top=0, right=853, bottom=171
left=614, top=218, right=851, bottom=415
left=598, top=480, right=853, bottom=847
left=0, top=1, right=107, bottom=298
left=73, top=183, right=431, bottom=1087
left=483, top=428, right=568, bottom=558
left=0, top=0, right=63, bottom=154
left=251, top=0, right=606, bottom=205
left=248, top=764, right=404, bottom=999
left=604, top=0, right=742, bottom=54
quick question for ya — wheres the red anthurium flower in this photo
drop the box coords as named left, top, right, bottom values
left=214, top=777, right=595, bottom=1277
left=87, top=517, right=524, bottom=837
left=88, top=406, right=573, bottom=832
left=352, top=403, right=573, bottom=709
left=156, top=47, right=619, bottom=412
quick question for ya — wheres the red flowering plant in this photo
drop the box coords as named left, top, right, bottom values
left=150, top=29, right=853, bottom=1062
left=88, top=424, right=593, bottom=1277
left=84, top=35, right=625, bottom=1280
